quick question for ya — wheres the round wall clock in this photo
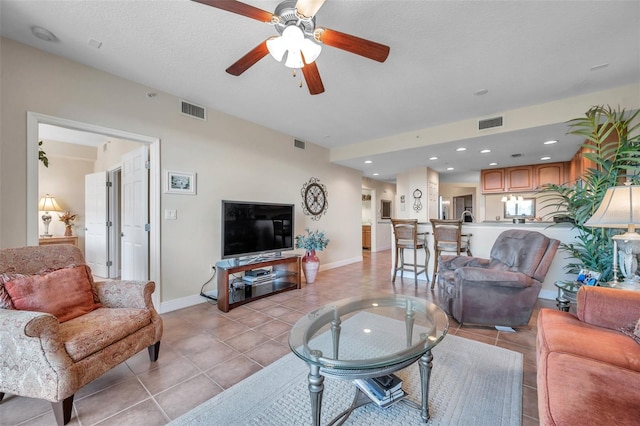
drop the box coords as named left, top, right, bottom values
left=301, top=177, right=328, bottom=220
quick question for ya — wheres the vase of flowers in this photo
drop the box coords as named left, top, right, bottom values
left=59, top=211, right=77, bottom=236
left=295, top=228, right=329, bottom=284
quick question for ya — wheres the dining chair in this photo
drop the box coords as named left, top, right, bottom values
left=429, top=219, right=472, bottom=288
left=390, top=219, right=429, bottom=286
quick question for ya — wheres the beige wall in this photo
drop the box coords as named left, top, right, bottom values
left=1, top=38, right=363, bottom=309
left=38, top=141, right=96, bottom=251
left=395, top=167, right=438, bottom=221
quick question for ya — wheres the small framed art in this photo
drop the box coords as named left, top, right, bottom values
left=576, top=269, right=600, bottom=286
left=165, top=170, right=196, bottom=195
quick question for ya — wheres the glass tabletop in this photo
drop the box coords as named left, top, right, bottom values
left=288, top=295, right=448, bottom=371
left=555, top=280, right=582, bottom=294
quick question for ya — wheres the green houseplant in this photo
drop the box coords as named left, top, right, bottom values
left=295, top=228, right=329, bottom=284
left=539, top=105, right=640, bottom=281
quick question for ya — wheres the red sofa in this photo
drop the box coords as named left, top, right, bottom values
left=536, top=286, right=640, bottom=425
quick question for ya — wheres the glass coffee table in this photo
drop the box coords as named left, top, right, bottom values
left=289, top=295, right=448, bottom=425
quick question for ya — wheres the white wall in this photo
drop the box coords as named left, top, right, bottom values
left=395, top=167, right=438, bottom=221
left=0, top=38, right=363, bottom=310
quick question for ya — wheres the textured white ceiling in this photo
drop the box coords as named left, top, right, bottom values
left=2, top=0, right=639, bottom=181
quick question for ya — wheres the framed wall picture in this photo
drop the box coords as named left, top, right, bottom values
left=165, top=170, right=196, bottom=195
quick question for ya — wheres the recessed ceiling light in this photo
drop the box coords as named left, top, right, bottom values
left=446, top=167, right=454, bottom=171
left=373, top=173, right=379, bottom=176
left=474, top=89, right=488, bottom=96
left=544, top=140, right=558, bottom=145
left=489, top=162, right=498, bottom=166
left=456, top=147, right=467, bottom=152
left=429, top=156, right=438, bottom=160
left=480, top=149, right=491, bottom=154
left=541, top=156, right=551, bottom=161
left=590, top=63, right=609, bottom=71
left=31, top=26, right=57, bottom=42
left=364, top=160, right=372, bottom=164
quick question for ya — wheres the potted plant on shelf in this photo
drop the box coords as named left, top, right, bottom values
left=295, top=228, right=329, bottom=284
left=539, top=105, right=640, bottom=282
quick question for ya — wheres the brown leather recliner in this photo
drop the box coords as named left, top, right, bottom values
left=436, top=229, right=559, bottom=327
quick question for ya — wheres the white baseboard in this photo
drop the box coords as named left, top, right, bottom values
left=319, top=256, right=362, bottom=271
left=160, top=293, right=213, bottom=314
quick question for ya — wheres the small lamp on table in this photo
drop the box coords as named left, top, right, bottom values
left=38, top=194, right=63, bottom=238
left=585, top=182, right=640, bottom=290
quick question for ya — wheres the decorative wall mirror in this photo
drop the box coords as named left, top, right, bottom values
left=504, top=198, right=536, bottom=218
left=381, top=200, right=392, bottom=219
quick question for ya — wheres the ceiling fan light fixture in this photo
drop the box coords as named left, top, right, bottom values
left=267, top=25, right=321, bottom=68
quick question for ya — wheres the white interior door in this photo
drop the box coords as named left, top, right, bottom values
left=121, top=145, right=149, bottom=280
left=85, top=172, right=109, bottom=277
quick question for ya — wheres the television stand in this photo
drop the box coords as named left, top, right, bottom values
left=215, top=254, right=302, bottom=312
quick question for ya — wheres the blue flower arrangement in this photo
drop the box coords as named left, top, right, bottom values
left=295, top=228, right=329, bottom=253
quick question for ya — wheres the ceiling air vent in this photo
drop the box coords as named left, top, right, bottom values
left=478, top=115, right=504, bottom=131
left=294, top=139, right=306, bottom=149
left=180, top=99, right=206, bottom=121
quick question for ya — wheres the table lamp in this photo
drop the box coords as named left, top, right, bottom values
left=38, top=194, right=63, bottom=238
left=584, top=182, right=640, bottom=289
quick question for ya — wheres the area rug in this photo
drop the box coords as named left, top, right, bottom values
left=171, top=312, right=523, bottom=425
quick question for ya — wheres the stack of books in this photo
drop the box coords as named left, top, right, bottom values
left=353, top=374, right=406, bottom=408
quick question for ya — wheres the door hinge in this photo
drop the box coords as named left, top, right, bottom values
left=106, top=181, right=113, bottom=187
left=145, top=223, right=151, bottom=232
left=106, top=260, right=113, bottom=267
left=106, top=221, right=112, bottom=227
left=145, top=161, right=151, bottom=169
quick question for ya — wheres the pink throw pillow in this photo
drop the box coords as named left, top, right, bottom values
left=0, top=272, right=26, bottom=309
left=5, top=266, right=101, bottom=322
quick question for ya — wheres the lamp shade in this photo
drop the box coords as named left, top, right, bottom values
left=584, top=184, right=640, bottom=228
left=38, top=194, right=63, bottom=212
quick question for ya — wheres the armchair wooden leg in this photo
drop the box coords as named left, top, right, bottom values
left=148, top=341, right=161, bottom=362
left=52, top=395, right=74, bottom=425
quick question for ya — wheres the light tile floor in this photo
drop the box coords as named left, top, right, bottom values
left=1, top=250, right=554, bottom=425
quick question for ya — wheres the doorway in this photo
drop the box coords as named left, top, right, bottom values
left=27, top=112, right=161, bottom=305
left=453, top=194, right=473, bottom=222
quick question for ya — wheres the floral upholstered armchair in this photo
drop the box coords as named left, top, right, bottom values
left=0, top=245, right=163, bottom=425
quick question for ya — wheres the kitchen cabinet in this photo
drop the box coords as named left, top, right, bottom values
left=535, top=162, right=567, bottom=187
left=481, top=162, right=568, bottom=193
left=362, top=225, right=371, bottom=249
left=481, top=169, right=505, bottom=193
left=506, top=166, right=534, bottom=192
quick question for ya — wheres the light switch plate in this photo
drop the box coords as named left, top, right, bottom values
left=165, top=209, right=177, bottom=220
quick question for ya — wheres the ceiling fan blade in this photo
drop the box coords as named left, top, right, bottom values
left=316, top=28, right=390, bottom=63
left=225, top=40, right=270, bottom=76
left=192, top=0, right=273, bottom=22
left=295, top=0, right=326, bottom=18
left=301, top=59, right=325, bottom=95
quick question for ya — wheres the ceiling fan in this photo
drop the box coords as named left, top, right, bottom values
left=192, top=0, right=390, bottom=95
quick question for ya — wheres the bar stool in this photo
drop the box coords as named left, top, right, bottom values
left=390, top=219, right=430, bottom=286
left=430, top=219, right=472, bottom=289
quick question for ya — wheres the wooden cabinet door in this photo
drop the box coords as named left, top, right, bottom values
left=481, top=169, right=505, bottom=193
left=506, top=166, right=534, bottom=191
left=535, top=163, right=566, bottom=187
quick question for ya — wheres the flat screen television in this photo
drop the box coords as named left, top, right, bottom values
left=221, top=200, right=295, bottom=259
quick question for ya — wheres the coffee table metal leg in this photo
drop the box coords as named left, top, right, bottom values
left=308, top=362, right=324, bottom=426
left=418, top=349, right=433, bottom=422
